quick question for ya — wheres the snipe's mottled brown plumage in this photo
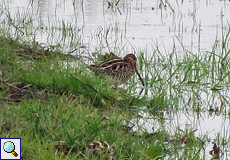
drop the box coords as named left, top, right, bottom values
left=87, top=54, right=144, bottom=86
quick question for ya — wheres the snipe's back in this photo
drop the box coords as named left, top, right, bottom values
left=87, top=54, right=137, bottom=85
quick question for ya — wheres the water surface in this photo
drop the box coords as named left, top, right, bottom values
left=1, top=0, right=230, bottom=159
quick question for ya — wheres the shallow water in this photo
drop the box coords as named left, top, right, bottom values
left=129, top=107, right=230, bottom=159
left=1, top=0, right=230, bottom=159
left=2, top=0, right=230, bottom=54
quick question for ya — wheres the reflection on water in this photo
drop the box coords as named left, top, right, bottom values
left=2, top=0, right=230, bottom=54
left=130, top=107, right=230, bottom=159
left=1, top=0, right=230, bottom=159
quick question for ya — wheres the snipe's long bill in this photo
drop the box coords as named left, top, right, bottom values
left=87, top=54, right=145, bottom=86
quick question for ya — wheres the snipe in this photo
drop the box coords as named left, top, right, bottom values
left=87, top=54, right=145, bottom=86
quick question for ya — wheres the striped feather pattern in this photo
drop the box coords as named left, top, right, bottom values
left=87, top=54, right=137, bottom=85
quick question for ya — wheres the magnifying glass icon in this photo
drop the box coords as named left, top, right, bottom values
left=3, top=141, right=18, bottom=157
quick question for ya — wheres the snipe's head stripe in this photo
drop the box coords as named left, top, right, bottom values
left=124, top=54, right=137, bottom=67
